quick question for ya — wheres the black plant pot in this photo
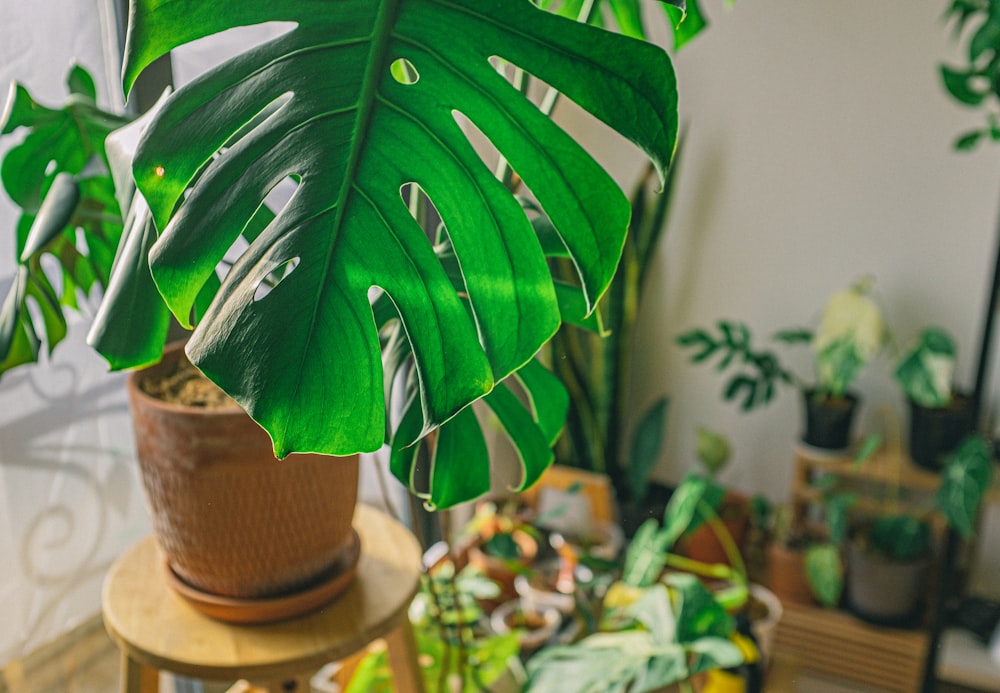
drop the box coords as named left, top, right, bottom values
left=801, top=389, right=859, bottom=451
left=907, top=392, right=975, bottom=471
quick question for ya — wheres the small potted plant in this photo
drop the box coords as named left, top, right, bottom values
left=893, top=327, right=975, bottom=470
left=675, top=427, right=751, bottom=567
left=523, top=474, right=753, bottom=693
left=676, top=277, right=887, bottom=451
left=462, top=501, right=541, bottom=606
left=844, top=434, right=992, bottom=625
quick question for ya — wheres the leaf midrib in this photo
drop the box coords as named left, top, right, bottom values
left=277, top=0, right=404, bottom=449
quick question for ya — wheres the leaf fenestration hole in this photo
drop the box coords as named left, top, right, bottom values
left=253, top=257, right=300, bottom=302
left=390, top=58, right=420, bottom=85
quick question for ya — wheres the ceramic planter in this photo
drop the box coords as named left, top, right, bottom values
left=907, top=392, right=975, bottom=471
left=127, top=343, right=360, bottom=620
left=801, top=389, right=859, bottom=451
left=845, top=540, right=930, bottom=627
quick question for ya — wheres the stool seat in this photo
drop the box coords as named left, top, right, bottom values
left=102, top=504, right=423, bottom=692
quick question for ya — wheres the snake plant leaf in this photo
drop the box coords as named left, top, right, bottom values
left=627, top=396, right=669, bottom=502
left=122, top=0, right=678, bottom=457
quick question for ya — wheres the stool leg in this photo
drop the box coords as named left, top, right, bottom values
left=120, top=652, right=159, bottom=693
left=384, top=617, right=425, bottom=693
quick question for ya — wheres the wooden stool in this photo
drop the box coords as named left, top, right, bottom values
left=102, top=504, right=425, bottom=693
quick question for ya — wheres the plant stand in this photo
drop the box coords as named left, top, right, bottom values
left=781, top=444, right=1000, bottom=691
left=101, top=504, right=424, bottom=693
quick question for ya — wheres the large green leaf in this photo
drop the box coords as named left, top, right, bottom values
left=389, top=356, right=568, bottom=508
left=120, top=0, right=678, bottom=457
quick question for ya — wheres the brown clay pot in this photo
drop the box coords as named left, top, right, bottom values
left=676, top=490, right=750, bottom=567
left=765, top=542, right=814, bottom=607
left=466, top=530, right=538, bottom=605
left=127, top=343, right=359, bottom=601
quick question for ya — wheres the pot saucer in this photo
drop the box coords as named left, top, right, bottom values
left=164, top=529, right=361, bottom=624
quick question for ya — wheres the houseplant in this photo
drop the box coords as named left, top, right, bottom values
left=523, top=474, right=752, bottom=693
left=335, top=550, right=525, bottom=692
left=894, top=327, right=975, bottom=470
left=1, top=0, right=686, bottom=605
left=676, top=276, right=887, bottom=450
left=4, top=0, right=680, bottom=503
left=674, top=427, right=751, bottom=567
left=841, top=434, right=993, bottom=624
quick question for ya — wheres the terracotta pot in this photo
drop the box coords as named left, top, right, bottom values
left=127, top=342, right=359, bottom=602
left=676, top=491, right=750, bottom=567
left=466, top=530, right=538, bottom=604
left=765, top=542, right=814, bottom=607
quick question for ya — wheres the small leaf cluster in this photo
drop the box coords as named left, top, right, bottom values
left=941, top=0, right=1000, bottom=149
left=676, top=320, right=796, bottom=411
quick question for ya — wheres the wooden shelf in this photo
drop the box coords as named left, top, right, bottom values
left=786, top=442, right=1000, bottom=692
left=774, top=602, right=929, bottom=693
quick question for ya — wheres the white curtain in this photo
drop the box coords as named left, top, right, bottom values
left=0, top=0, right=151, bottom=664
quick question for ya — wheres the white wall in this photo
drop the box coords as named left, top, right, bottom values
left=559, top=0, right=1000, bottom=591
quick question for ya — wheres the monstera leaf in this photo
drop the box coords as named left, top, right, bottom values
left=112, top=0, right=678, bottom=459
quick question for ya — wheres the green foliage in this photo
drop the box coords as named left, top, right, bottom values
left=677, top=279, right=886, bottom=410
left=524, top=575, right=742, bottom=693
left=627, top=396, right=670, bottom=503
left=937, top=433, right=994, bottom=537
left=0, top=65, right=130, bottom=375
left=545, top=1, right=736, bottom=504
left=120, top=0, right=679, bottom=470
left=3, top=0, right=688, bottom=508
left=346, top=560, right=521, bottom=692
left=894, top=327, right=957, bottom=408
left=941, top=0, right=1000, bottom=149
left=804, top=543, right=843, bottom=608
left=869, top=515, right=931, bottom=562
left=548, top=155, right=682, bottom=501
left=675, top=320, right=793, bottom=411
left=695, top=426, right=731, bottom=478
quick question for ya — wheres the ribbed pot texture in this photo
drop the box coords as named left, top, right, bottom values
left=127, top=344, right=359, bottom=599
